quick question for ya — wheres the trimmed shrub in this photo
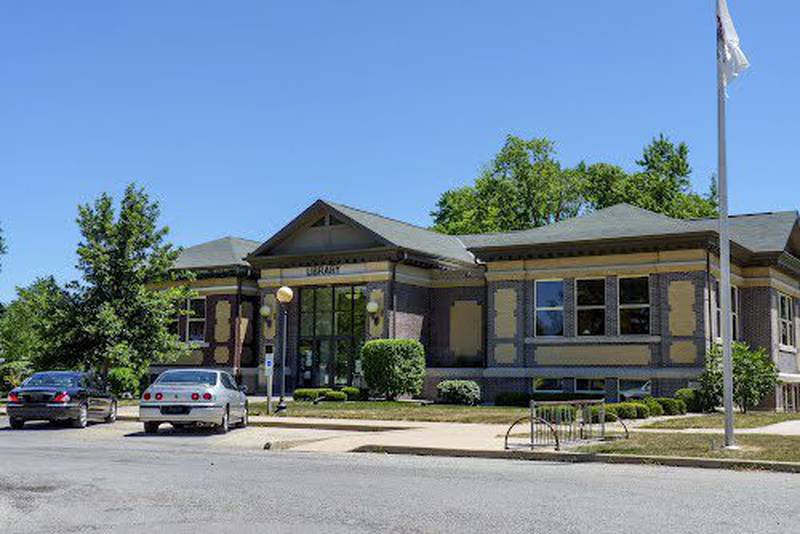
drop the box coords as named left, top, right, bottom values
left=361, top=339, right=426, bottom=399
left=320, top=390, right=347, bottom=402
left=642, top=396, right=664, bottom=417
left=340, top=386, right=364, bottom=401
left=437, top=380, right=481, bottom=405
left=107, top=367, right=140, bottom=398
left=612, top=403, right=638, bottom=419
left=293, top=388, right=332, bottom=401
left=495, top=392, right=531, bottom=407
left=674, top=388, right=703, bottom=413
left=591, top=405, right=618, bottom=423
left=653, top=397, right=686, bottom=416
left=631, top=402, right=651, bottom=419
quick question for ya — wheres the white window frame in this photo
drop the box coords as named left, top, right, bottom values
left=534, top=279, right=565, bottom=337
left=575, top=277, right=606, bottom=336
left=185, top=297, right=207, bottom=346
left=617, top=275, right=651, bottom=336
left=779, top=292, right=796, bottom=349
left=574, top=378, right=605, bottom=394
left=713, top=279, right=739, bottom=342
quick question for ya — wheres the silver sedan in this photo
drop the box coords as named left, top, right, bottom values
left=139, top=369, right=248, bottom=434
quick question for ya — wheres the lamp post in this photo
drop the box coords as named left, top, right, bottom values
left=275, top=286, right=294, bottom=412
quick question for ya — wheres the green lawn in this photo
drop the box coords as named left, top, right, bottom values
left=576, top=432, right=800, bottom=463
left=248, top=401, right=529, bottom=424
left=641, top=412, right=800, bottom=430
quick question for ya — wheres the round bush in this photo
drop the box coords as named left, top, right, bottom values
left=107, top=367, right=140, bottom=398
left=654, top=397, right=684, bottom=415
left=436, top=380, right=481, bottom=405
left=643, top=397, right=664, bottom=417
left=340, top=386, right=364, bottom=401
left=361, top=339, right=426, bottom=399
left=674, top=388, right=703, bottom=413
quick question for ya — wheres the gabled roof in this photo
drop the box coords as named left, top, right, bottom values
left=248, top=199, right=475, bottom=266
left=174, top=236, right=261, bottom=270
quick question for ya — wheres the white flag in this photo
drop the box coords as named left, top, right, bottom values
left=717, top=0, right=750, bottom=86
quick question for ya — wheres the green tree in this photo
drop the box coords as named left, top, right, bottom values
left=432, top=134, right=718, bottom=235
left=0, top=277, right=79, bottom=389
left=699, top=342, right=778, bottom=413
left=432, top=135, right=584, bottom=234
left=73, top=183, right=191, bottom=377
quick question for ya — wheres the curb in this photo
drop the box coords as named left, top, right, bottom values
left=116, top=414, right=410, bottom=433
left=351, top=445, right=800, bottom=474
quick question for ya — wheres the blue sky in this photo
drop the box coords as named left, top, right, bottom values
left=1, top=1, right=798, bottom=302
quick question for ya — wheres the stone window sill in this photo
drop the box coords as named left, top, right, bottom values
left=524, top=336, right=660, bottom=345
left=779, top=345, right=798, bottom=354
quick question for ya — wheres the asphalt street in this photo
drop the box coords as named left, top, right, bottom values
left=1, top=417, right=799, bottom=534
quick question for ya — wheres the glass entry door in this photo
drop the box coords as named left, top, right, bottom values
left=298, top=285, right=366, bottom=388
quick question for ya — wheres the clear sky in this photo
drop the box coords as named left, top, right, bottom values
left=1, top=1, right=798, bottom=302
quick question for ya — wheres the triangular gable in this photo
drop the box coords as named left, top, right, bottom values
left=248, top=200, right=393, bottom=260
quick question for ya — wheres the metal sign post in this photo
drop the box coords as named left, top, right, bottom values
left=264, top=349, right=274, bottom=415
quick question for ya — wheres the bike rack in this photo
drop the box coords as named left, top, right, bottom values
left=504, top=415, right=560, bottom=451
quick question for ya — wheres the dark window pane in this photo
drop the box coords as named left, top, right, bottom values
left=188, top=321, right=205, bottom=342
left=335, top=311, right=353, bottom=336
left=620, top=277, right=649, bottom=305
left=316, top=287, right=333, bottom=311
left=533, top=378, right=562, bottom=391
left=536, top=310, right=564, bottom=336
left=620, top=307, right=650, bottom=335
left=536, top=281, right=564, bottom=308
left=335, top=286, right=352, bottom=311
left=189, top=298, right=206, bottom=318
left=300, top=289, right=314, bottom=312
left=335, top=339, right=352, bottom=386
left=300, top=313, right=314, bottom=337
left=577, top=279, right=605, bottom=306
left=315, top=312, right=332, bottom=336
left=577, top=308, right=605, bottom=336
left=576, top=378, right=605, bottom=392
left=318, top=340, right=332, bottom=386
left=298, top=341, right=314, bottom=387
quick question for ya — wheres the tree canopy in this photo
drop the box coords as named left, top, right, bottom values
left=431, top=134, right=718, bottom=234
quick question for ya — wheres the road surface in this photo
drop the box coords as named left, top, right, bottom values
left=0, top=418, right=797, bottom=533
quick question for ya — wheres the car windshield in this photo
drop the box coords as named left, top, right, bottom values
left=156, top=371, right=217, bottom=385
left=23, top=373, right=81, bottom=388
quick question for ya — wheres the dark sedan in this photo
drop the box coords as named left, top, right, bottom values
left=6, top=371, right=117, bottom=429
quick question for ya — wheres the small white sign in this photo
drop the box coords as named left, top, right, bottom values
left=265, top=356, right=274, bottom=368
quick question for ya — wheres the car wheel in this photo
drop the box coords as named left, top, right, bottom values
left=216, top=408, right=229, bottom=434
left=105, top=402, right=118, bottom=424
left=71, top=404, right=88, bottom=429
left=144, top=422, right=160, bottom=434
left=9, top=418, right=25, bottom=430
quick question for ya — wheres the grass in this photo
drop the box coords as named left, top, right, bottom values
left=576, top=432, right=800, bottom=463
left=641, top=411, right=800, bottom=430
left=248, top=401, right=529, bottom=424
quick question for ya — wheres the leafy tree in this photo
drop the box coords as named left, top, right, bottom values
left=0, top=277, right=79, bottom=389
left=432, top=134, right=717, bottom=235
left=73, top=183, right=191, bottom=377
left=699, top=342, right=778, bottom=413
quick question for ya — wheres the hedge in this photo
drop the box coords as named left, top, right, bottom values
left=653, top=397, right=687, bottom=415
left=362, top=339, right=426, bottom=399
left=642, top=396, right=664, bottom=417
left=293, top=388, right=332, bottom=401
left=319, top=390, right=347, bottom=402
left=107, top=367, right=141, bottom=398
left=436, top=380, right=481, bottom=405
left=340, top=386, right=366, bottom=401
left=674, top=388, right=703, bottom=413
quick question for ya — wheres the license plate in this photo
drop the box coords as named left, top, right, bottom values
left=160, top=406, right=190, bottom=415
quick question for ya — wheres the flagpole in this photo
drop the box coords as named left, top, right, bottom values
left=716, top=0, right=736, bottom=449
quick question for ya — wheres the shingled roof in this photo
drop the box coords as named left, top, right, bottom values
left=174, top=236, right=261, bottom=270
left=460, top=204, right=799, bottom=256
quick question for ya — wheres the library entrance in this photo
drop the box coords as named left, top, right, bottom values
left=297, top=284, right=367, bottom=388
